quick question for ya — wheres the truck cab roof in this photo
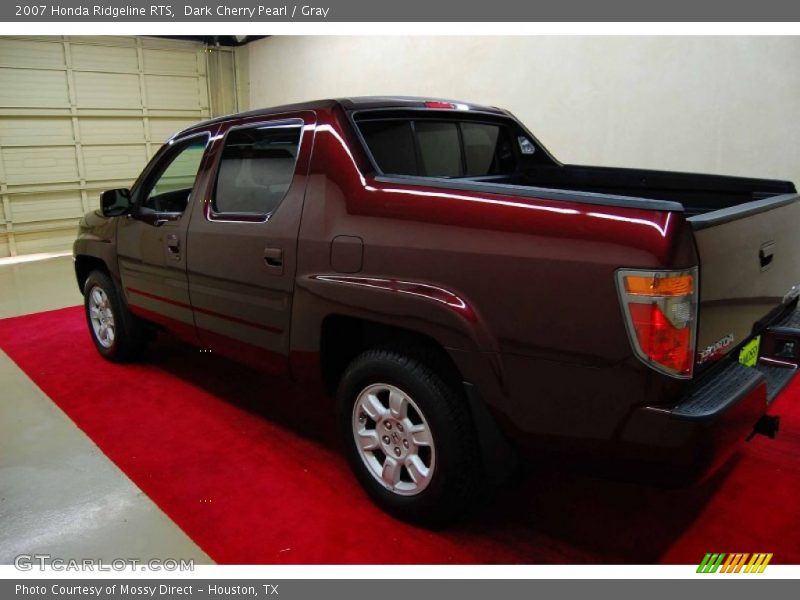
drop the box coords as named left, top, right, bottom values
left=170, top=96, right=507, bottom=141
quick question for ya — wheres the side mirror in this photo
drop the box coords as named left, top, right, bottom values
left=100, top=188, right=131, bottom=217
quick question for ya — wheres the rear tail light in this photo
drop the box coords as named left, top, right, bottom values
left=616, top=268, right=698, bottom=378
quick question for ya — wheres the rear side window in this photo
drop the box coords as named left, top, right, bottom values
left=462, top=122, right=504, bottom=176
left=358, top=118, right=516, bottom=178
left=213, top=123, right=302, bottom=217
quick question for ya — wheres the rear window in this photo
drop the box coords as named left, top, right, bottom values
left=213, top=123, right=301, bottom=217
left=357, top=121, right=417, bottom=175
left=358, top=118, right=516, bottom=178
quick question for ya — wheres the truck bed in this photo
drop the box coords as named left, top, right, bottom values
left=466, top=164, right=797, bottom=216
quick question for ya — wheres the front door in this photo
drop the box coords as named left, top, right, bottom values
left=185, top=115, right=315, bottom=373
left=117, top=131, right=213, bottom=342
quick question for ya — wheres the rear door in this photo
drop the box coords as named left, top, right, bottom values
left=185, top=113, right=316, bottom=373
left=690, top=194, right=800, bottom=370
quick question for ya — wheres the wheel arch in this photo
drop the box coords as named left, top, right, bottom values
left=319, top=314, right=466, bottom=397
left=290, top=273, right=499, bottom=389
left=74, top=254, right=110, bottom=292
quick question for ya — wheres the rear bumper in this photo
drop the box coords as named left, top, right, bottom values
left=620, top=316, right=799, bottom=483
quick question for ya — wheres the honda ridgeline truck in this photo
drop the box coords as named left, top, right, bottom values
left=74, top=97, right=800, bottom=523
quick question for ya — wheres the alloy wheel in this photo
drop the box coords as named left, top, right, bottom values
left=351, top=383, right=436, bottom=496
left=88, top=285, right=116, bottom=349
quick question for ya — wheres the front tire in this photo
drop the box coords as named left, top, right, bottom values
left=83, top=269, right=146, bottom=362
left=337, top=348, right=482, bottom=525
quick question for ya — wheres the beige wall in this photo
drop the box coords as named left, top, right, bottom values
left=248, top=36, right=800, bottom=185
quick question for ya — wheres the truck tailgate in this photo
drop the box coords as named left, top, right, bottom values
left=689, top=194, right=800, bottom=371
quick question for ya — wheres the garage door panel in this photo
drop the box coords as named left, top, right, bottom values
left=9, top=191, right=84, bottom=223
left=74, top=72, right=142, bottom=108
left=3, top=146, right=79, bottom=184
left=143, top=49, right=200, bottom=76
left=0, top=36, right=230, bottom=257
left=71, top=36, right=136, bottom=48
left=140, top=37, right=202, bottom=52
left=0, top=117, right=74, bottom=146
left=71, top=43, right=139, bottom=73
left=0, top=39, right=65, bottom=69
left=145, top=75, right=204, bottom=110
left=79, top=118, right=145, bottom=145
left=14, top=227, right=78, bottom=255
left=0, top=68, right=70, bottom=107
left=149, top=118, right=198, bottom=143
left=82, top=144, right=148, bottom=181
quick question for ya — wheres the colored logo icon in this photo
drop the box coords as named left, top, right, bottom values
left=697, top=553, right=773, bottom=573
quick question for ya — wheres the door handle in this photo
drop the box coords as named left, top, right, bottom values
left=264, top=247, right=283, bottom=264
left=759, top=241, right=775, bottom=271
left=264, top=247, right=283, bottom=273
left=166, top=234, right=181, bottom=257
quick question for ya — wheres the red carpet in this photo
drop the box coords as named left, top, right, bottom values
left=1, top=305, right=798, bottom=564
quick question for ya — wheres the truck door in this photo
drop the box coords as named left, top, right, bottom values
left=117, top=130, right=214, bottom=342
left=185, top=114, right=315, bottom=373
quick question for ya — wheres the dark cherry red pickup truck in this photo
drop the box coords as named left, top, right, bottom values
left=74, top=96, right=800, bottom=522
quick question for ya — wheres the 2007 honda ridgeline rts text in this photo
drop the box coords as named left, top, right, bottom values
left=74, top=97, right=800, bottom=523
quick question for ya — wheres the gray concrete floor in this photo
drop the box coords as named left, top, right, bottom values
left=0, top=255, right=81, bottom=319
left=0, top=256, right=212, bottom=565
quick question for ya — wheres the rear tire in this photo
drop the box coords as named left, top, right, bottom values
left=83, top=269, right=146, bottom=362
left=337, top=348, right=482, bottom=525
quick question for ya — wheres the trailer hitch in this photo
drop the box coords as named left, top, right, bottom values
left=747, top=414, right=780, bottom=441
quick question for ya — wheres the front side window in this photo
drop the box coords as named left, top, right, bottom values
left=141, top=137, right=207, bottom=214
left=212, top=123, right=302, bottom=217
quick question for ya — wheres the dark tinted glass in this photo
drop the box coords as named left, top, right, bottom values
left=462, top=122, right=505, bottom=176
left=415, top=121, right=461, bottom=177
left=358, top=120, right=418, bottom=175
left=213, top=124, right=301, bottom=216
left=359, top=118, right=515, bottom=178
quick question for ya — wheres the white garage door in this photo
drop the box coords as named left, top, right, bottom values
left=0, top=36, right=238, bottom=257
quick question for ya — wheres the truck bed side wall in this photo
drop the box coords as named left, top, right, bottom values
left=521, top=164, right=796, bottom=214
